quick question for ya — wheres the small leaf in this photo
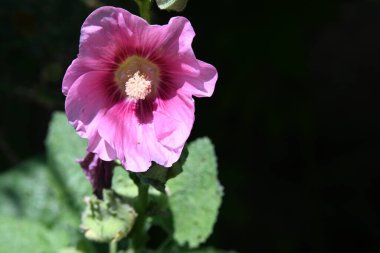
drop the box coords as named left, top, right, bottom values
left=167, top=137, right=223, bottom=248
left=155, top=0, right=189, bottom=12
left=45, top=111, right=90, bottom=210
left=112, top=166, right=139, bottom=198
left=0, top=215, right=70, bottom=253
left=138, top=147, right=187, bottom=192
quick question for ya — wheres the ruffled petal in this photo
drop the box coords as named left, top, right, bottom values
left=175, top=60, right=218, bottom=97
left=154, top=93, right=195, bottom=151
left=144, top=17, right=217, bottom=97
left=147, top=16, right=195, bottom=55
left=62, top=57, right=110, bottom=95
left=141, top=16, right=199, bottom=72
left=97, top=101, right=179, bottom=172
left=79, top=6, right=149, bottom=61
left=65, top=71, right=110, bottom=138
left=87, top=131, right=117, bottom=161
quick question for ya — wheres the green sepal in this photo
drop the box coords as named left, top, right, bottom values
left=137, top=147, right=188, bottom=193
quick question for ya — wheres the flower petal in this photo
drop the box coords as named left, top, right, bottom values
left=176, top=60, right=218, bottom=97
left=88, top=131, right=117, bottom=161
left=141, top=16, right=199, bottom=73
left=155, top=16, right=195, bottom=57
left=144, top=17, right=217, bottom=97
left=97, top=101, right=180, bottom=172
left=154, top=93, right=195, bottom=151
left=62, top=57, right=110, bottom=95
left=65, top=71, right=111, bottom=138
left=79, top=6, right=149, bottom=60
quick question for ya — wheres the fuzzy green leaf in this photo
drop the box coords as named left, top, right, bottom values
left=0, top=215, right=70, bottom=253
left=155, top=0, right=188, bottom=11
left=45, top=111, right=90, bottom=210
left=167, top=137, right=223, bottom=248
left=0, top=157, right=77, bottom=228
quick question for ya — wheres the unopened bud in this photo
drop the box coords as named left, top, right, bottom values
left=80, top=190, right=137, bottom=242
left=155, top=0, right=188, bottom=12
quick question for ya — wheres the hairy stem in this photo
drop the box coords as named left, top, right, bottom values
left=109, top=240, right=117, bottom=253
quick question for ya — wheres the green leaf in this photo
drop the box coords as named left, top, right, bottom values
left=0, top=157, right=77, bottom=228
left=0, top=215, right=70, bottom=253
left=167, top=137, right=223, bottom=248
left=45, top=111, right=90, bottom=210
left=155, top=0, right=188, bottom=11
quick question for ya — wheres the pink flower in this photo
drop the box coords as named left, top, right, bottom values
left=63, top=6, right=217, bottom=172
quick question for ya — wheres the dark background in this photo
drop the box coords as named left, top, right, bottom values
left=1, top=0, right=380, bottom=252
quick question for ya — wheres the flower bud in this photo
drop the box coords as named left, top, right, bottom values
left=80, top=190, right=137, bottom=242
left=155, top=0, right=188, bottom=12
left=78, top=153, right=115, bottom=199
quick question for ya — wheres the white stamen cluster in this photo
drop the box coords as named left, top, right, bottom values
left=125, top=71, right=152, bottom=100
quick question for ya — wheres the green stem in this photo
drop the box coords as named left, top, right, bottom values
left=131, top=183, right=149, bottom=251
left=109, top=240, right=117, bottom=253
left=135, top=0, right=152, bottom=23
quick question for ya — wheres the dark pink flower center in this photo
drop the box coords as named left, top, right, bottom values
left=114, top=55, right=160, bottom=100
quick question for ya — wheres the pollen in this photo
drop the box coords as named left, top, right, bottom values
left=124, top=71, right=152, bottom=100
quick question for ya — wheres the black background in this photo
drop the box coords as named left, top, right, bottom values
left=1, top=0, right=380, bottom=252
